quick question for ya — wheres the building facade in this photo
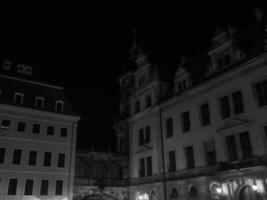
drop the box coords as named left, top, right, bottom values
left=73, top=151, right=128, bottom=200
left=115, top=9, right=267, bottom=200
left=0, top=61, right=80, bottom=200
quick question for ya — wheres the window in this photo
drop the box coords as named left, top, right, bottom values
left=200, top=103, right=210, bottom=126
left=171, top=189, right=178, bottom=199
left=55, top=100, right=64, bottom=112
left=220, top=96, right=231, bottom=119
left=145, top=126, right=150, bottom=143
left=60, top=128, right=67, bottom=137
left=189, top=186, right=197, bottom=198
left=168, top=150, right=176, bottom=172
left=166, top=118, right=173, bottom=137
left=28, top=151, right=37, bottom=166
left=226, top=135, right=238, bottom=161
left=58, top=153, right=65, bottom=168
left=8, top=179, right=17, bottom=195
left=1, top=119, right=10, bottom=130
left=139, top=158, right=145, bottom=177
left=14, top=93, right=24, bottom=104
left=265, top=125, right=267, bottom=139
left=185, top=146, right=195, bottom=169
left=254, top=80, right=267, bottom=107
left=146, top=156, right=152, bottom=176
left=40, top=180, right=49, bottom=195
left=17, top=122, right=26, bottom=132
left=47, top=126, right=54, bottom=135
left=55, top=180, right=63, bottom=195
left=138, top=75, right=146, bottom=86
left=35, top=97, right=44, bottom=108
left=134, top=100, right=140, bottom=113
left=43, top=152, right=52, bottom=167
left=32, top=124, right=40, bottom=134
left=24, top=179, right=34, bottom=195
left=232, top=90, right=244, bottom=114
left=12, top=149, right=22, bottom=165
left=145, top=94, right=152, bottom=107
left=182, top=111, right=190, bottom=132
left=217, top=58, right=224, bottom=69
left=204, top=140, right=217, bottom=165
left=0, top=148, right=5, bottom=164
left=138, top=129, right=144, bottom=146
left=224, top=54, right=231, bottom=65
left=239, top=132, right=252, bottom=159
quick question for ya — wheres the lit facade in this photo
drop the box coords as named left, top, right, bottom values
left=115, top=9, right=267, bottom=200
left=0, top=61, right=80, bottom=200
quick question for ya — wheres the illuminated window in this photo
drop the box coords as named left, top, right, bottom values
left=1, top=119, right=10, bottom=130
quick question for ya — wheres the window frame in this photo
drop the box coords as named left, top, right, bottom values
left=14, top=92, right=24, bottom=105
left=55, top=100, right=64, bottom=112
left=35, top=96, right=45, bottom=108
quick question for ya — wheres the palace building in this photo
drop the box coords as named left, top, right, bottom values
left=115, top=8, right=267, bottom=200
left=0, top=61, right=80, bottom=200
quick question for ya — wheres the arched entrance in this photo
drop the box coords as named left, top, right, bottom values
left=239, top=186, right=257, bottom=200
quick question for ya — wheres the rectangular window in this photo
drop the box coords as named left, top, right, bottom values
left=12, top=149, right=22, bottom=165
left=0, top=148, right=5, bottom=164
left=226, top=135, right=238, bottom=161
left=17, top=121, right=26, bottom=132
left=254, top=80, right=267, bottom=107
left=58, top=153, right=65, bottom=168
left=43, top=152, right=52, bottom=167
left=60, top=128, right=67, bottom=137
left=232, top=90, right=244, bottom=114
left=55, top=180, right=63, bottom=195
left=168, top=150, right=176, bottom=172
left=8, top=179, right=17, bottom=195
left=47, top=126, right=54, bottom=135
left=145, top=126, right=150, bottom=143
left=182, top=111, right=190, bottom=132
left=204, top=140, right=217, bottom=165
left=134, top=100, right=140, bottom=113
left=32, top=124, right=40, bottom=134
left=185, top=146, right=195, bottom=169
left=145, top=94, right=152, bottom=108
left=220, top=96, right=231, bottom=119
left=239, top=132, right=252, bottom=159
left=40, top=180, right=49, bottom=195
left=200, top=103, right=210, bottom=126
left=28, top=151, right=37, bottom=166
left=265, top=125, right=267, bottom=139
left=1, top=119, right=10, bottom=130
left=24, top=179, right=34, bottom=195
left=139, top=158, right=145, bottom=177
left=146, top=156, right=152, bottom=176
left=139, top=129, right=144, bottom=146
left=166, top=118, right=173, bottom=137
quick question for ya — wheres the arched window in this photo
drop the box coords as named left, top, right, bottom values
left=171, top=188, right=178, bottom=199
left=35, top=96, right=44, bottom=108
left=14, top=93, right=24, bottom=105
left=55, top=100, right=64, bottom=112
left=189, top=186, right=197, bottom=197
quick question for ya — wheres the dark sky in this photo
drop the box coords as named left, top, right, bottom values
left=0, top=2, right=265, bottom=151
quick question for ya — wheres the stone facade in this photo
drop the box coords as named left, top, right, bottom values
left=115, top=8, right=267, bottom=200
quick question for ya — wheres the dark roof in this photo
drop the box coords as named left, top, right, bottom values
left=0, top=74, right=78, bottom=116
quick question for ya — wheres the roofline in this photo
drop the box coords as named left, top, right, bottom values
left=0, top=74, right=64, bottom=90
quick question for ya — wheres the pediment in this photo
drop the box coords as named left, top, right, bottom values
left=216, top=117, right=252, bottom=133
left=135, top=144, right=153, bottom=154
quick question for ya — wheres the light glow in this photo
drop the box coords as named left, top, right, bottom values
left=216, top=187, right=222, bottom=194
left=136, top=192, right=149, bottom=200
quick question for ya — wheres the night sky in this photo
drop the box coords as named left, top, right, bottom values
left=0, top=2, right=265, bottom=151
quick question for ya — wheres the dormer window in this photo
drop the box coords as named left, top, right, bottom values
left=35, top=97, right=44, bottom=108
left=55, top=100, right=64, bottom=112
left=14, top=93, right=24, bottom=105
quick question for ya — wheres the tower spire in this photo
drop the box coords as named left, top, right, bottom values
left=130, top=26, right=142, bottom=59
